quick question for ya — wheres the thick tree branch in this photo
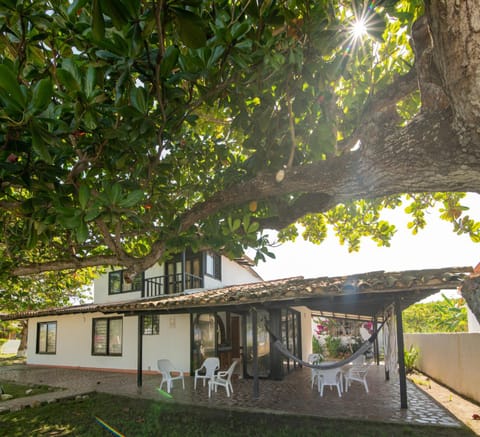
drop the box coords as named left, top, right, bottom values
left=11, top=255, right=122, bottom=276
left=180, top=109, right=480, bottom=231
left=338, top=69, right=418, bottom=152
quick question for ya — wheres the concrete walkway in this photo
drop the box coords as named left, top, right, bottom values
left=0, top=364, right=462, bottom=428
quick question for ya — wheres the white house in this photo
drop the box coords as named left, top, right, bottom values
left=2, top=260, right=470, bottom=393
left=22, top=251, right=286, bottom=375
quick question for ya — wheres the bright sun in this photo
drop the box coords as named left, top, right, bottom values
left=351, top=19, right=368, bottom=39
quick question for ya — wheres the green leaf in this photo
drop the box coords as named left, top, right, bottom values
left=118, top=190, right=144, bottom=208
left=76, top=221, right=89, bottom=243
left=31, top=126, right=52, bottom=164
left=91, top=0, right=105, bottom=41
left=85, top=67, right=96, bottom=99
left=57, top=69, right=81, bottom=92
left=0, top=64, right=26, bottom=109
left=110, top=183, right=122, bottom=204
left=160, top=46, right=180, bottom=78
left=130, top=87, right=147, bottom=113
left=102, top=0, right=130, bottom=29
left=57, top=213, right=81, bottom=229
left=31, top=78, right=53, bottom=113
left=84, top=207, right=102, bottom=221
left=231, top=22, right=250, bottom=40
left=247, top=221, right=259, bottom=234
left=78, top=185, right=90, bottom=210
left=173, top=9, right=207, bottom=49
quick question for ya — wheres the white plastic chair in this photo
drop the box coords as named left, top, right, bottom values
left=307, top=353, right=324, bottom=389
left=351, top=354, right=366, bottom=365
left=208, top=359, right=239, bottom=397
left=317, top=368, right=343, bottom=397
left=157, top=359, right=185, bottom=393
left=194, top=357, right=220, bottom=389
left=344, top=364, right=370, bottom=393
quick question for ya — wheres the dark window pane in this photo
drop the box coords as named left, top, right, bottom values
left=93, top=319, right=107, bottom=355
left=109, top=271, right=122, bottom=294
left=46, top=322, right=56, bottom=353
left=109, top=319, right=123, bottom=355
left=37, top=322, right=56, bottom=354
left=38, top=324, right=47, bottom=353
left=143, top=315, right=160, bottom=335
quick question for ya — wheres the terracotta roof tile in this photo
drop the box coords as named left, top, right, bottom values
left=1, top=267, right=472, bottom=321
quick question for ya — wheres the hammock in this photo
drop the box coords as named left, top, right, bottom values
left=265, top=320, right=385, bottom=370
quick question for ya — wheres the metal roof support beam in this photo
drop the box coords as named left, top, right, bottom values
left=373, top=315, right=380, bottom=366
left=395, top=298, right=408, bottom=409
left=252, top=307, right=259, bottom=399
left=137, top=314, right=143, bottom=387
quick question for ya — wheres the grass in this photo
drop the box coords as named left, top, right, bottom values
left=0, top=392, right=476, bottom=437
left=0, top=380, right=57, bottom=400
left=0, top=353, right=25, bottom=367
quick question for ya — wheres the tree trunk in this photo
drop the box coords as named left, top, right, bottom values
left=461, top=277, right=480, bottom=327
left=17, top=321, right=28, bottom=357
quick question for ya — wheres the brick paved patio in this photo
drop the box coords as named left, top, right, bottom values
left=0, top=363, right=461, bottom=428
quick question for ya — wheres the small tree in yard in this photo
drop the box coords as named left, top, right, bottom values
left=0, top=269, right=98, bottom=353
left=1, top=1, right=480, bottom=321
left=403, top=294, right=468, bottom=333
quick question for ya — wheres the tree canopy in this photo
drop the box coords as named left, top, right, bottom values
left=1, top=0, right=480, bottom=304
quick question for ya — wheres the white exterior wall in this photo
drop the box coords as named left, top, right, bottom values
left=143, top=314, right=190, bottom=373
left=404, top=333, right=480, bottom=404
left=94, top=264, right=164, bottom=304
left=92, top=256, right=260, bottom=304
left=221, top=257, right=261, bottom=286
left=27, top=312, right=191, bottom=373
left=293, top=306, right=313, bottom=361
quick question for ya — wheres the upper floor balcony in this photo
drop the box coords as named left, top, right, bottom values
left=107, top=250, right=221, bottom=299
left=143, top=273, right=203, bottom=297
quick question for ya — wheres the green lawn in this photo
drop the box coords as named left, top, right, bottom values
left=0, top=392, right=475, bottom=437
left=0, top=353, right=25, bottom=367
left=0, top=380, right=57, bottom=400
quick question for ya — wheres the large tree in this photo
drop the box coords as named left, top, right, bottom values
left=1, top=1, right=480, bottom=315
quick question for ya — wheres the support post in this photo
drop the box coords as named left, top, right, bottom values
left=374, top=315, right=380, bottom=366
left=137, top=314, right=143, bottom=387
left=182, top=250, right=186, bottom=291
left=269, top=309, right=283, bottom=380
left=395, top=298, right=408, bottom=409
left=252, top=308, right=259, bottom=398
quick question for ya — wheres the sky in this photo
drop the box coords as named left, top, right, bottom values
left=250, top=194, right=480, bottom=287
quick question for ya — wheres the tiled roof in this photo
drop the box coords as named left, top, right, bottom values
left=1, top=266, right=472, bottom=321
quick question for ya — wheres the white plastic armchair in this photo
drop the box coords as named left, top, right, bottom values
left=194, top=357, right=220, bottom=389
left=307, top=353, right=324, bottom=389
left=344, top=364, right=370, bottom=393
left=157, top=359, right=185, bottom=393
left=317, top=368, right=343, bottom=397
left=208, top=359, right=239, bottom=397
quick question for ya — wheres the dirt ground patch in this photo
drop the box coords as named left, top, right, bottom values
left=409, top=371, right=480, bottom=435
